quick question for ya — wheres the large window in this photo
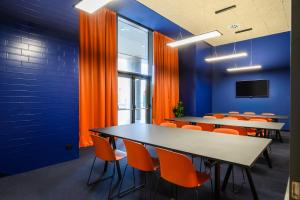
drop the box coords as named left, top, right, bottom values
left=117, top=17, right=152, bottom=125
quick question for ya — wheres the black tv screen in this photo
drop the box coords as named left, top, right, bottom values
left=236, top=80, right=269, bottom=98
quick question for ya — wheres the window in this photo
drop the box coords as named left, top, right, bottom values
left=117, top=17, right=153, bottom=125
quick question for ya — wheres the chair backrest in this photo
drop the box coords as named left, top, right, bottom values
left=123, top=139, right=155, bottom=172
left=203, top=116, right=217, bottom=119
left=223, top=117, right=238, bottom=120
left=235, top=116, right=247, bottom=120
left=249, top=118, right=268, bottom=122
left=261, top=113, right=275, bottom=116
left=182, top=125, right=202, bottom=131
left=228, top=111, right=239, bottom=114
left=160, top=122, right=177, bottom=128
left=155, top=147, right=199, bottom=188
left=213, top=128, right=239, bottom=135
left=213, top=114, right=225, bottom=119
left=91, top=134, right=116, bottom=161
left=244, top=112, right=256, bottom=115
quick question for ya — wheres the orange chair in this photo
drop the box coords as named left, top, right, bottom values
left=247, top=118, right=269, bottom=137
left=221, top=117, right=247, bottom=136
left=213, top=128, right=239, bottom=135
left=155, top=148, right=211, bottom=199
left=235, top=116, right=248, bottom=120
left=244, top=112, right=256, bottom=115
left=182, top=125, right=202, bottom=131
left=119, top=139, right=159, bottom=198
left=223, top=116, right=239, bottom=120
left=160, top=122, right=177, bottom=128
left=213, top=113, right=225, bottom=118
left=87, top=134, right=127, bottom=199
left=198, top=116, right=216, bottom=132
left=228, top=111, right=239, bottom=114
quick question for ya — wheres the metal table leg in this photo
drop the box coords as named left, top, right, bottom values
left=245, top=168, right=259, bottom=200
left=215, top=162, right=221, bottom=200
left=222, top=164, right=233, bottom=191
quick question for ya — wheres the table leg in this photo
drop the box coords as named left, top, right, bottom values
left=245, top=168, right=259, bottom=200
left=221, top=164, right=233, bottom=191
left=263, top=149, right=272, bottom=169
left=276, top=130, right=283, bottom=143
left=215, top=162, right=221, bottom=200
left=110, top=137, right=122, bottom=180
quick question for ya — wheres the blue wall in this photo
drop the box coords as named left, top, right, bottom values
left=179, top=43, right=213, bottom=116
left=0, top=21, right=79, bottom=175
left=212, top=32, right=290, bottom=129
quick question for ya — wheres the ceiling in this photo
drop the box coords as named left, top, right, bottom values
left=137, top=0, right=291, bottom=46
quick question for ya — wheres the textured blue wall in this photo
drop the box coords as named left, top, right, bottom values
left=212, top=32, right=290, bottom=129
left=179, top=44, right=213, bottom=116
left=0, top=21, right=79, bottom=175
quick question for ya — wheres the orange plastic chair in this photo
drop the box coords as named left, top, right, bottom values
left=244, top=112, right=256, bottom=115
left=213, top=113, right=225, bottom=119
left=182, top=125, right=202, bottom=131
left=235, top=116, right=248, bottom=120
left=198, top=116, right=216, bottom=132
left=247, top=118, right=269, bottom=137
left=223, top=116, right=239, bottom=120
left=87, top=134, right=127, bottom=198
left=228, top=111, right=239, bottom=114
left=155, top=148, right=211, bottom=199
left=119, top=139, right=159, bottom=197
left=160, top=122, right=177, bottom=128
left=213, top=128, right=239, bottom=135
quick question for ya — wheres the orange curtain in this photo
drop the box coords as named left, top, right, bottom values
left=79, top=8, right=117, bottom=147
left=152, top=32, right=179, bottom=125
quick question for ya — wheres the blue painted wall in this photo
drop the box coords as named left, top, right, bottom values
left=179, top=43, right=213, bottom=116
left=0, top=20, right=79, bottom=175
left=212, top=32, right=290, bottom=129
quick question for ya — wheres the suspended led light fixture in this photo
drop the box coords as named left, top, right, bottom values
left=205, top=52, right=247, bottom=62
left=75, top=0, right=113, bottom=14
left=167, top=31, right=222, bottom=48
left=227, top=65, right=262, bottom=72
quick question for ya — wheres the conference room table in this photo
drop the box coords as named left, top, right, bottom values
left=207, top=113, right=288, bottom=142
left=166, top=116, right=285, bottom=142
left=90, top=124, right=272, bottom=200
left=207, top=113, right=289, bottom=120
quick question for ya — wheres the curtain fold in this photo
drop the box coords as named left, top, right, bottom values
left=79, top=8, right=117, bottom=147
left=153, top=32, right=179, bottom=125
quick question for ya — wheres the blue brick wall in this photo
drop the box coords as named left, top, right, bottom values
left=0, top=22, right=79, bottom=175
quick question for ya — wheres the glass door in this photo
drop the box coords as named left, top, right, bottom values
left=118, top=73, right=151, bottom=125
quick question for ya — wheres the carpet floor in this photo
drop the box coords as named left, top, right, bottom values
left=0, top=133, right=289, bottom=200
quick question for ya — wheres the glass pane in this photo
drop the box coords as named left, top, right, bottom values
left=135, top=78, right=148, bottom=109
left=118, top=17, right=150, bottom=75
left=135, top=109, right=146, bottom=124
left=118, top=110, right=132, bottom=125
left=118, top=77, right=131, bottom=109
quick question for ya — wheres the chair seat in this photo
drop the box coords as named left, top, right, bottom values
left=114, top=150, right=127, bottom=161
left=196, top=172, right=210, bottom=187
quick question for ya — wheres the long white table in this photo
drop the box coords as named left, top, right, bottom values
left=90, top=124, right=272, bottom=200
left=207, top=113, right=289, bottom=120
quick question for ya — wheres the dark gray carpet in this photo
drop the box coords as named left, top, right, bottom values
left=0, top=133, right=289, bottom=200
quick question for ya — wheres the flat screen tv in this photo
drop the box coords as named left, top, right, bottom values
left=236, top=80, right=269, bottom=98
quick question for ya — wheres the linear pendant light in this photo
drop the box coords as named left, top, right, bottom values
left=226, top=65, right=262, bottom=72
left=205, top=52, right=247, bottom=62
left=167, top=31, right=222, bottom=48
left=75, top=0, right=113, bottom=14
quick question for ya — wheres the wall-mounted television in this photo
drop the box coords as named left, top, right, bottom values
left=236, top=80, right=269, bottom=98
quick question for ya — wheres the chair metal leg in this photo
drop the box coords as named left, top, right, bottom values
left=194, top=188, right=199, bottom=200
left=153, top=177, right=161, bottom=200
left=108, top=163, right=116, bottom=200
left=87, top=156, right=96, bottom=185
left=118, top=164, right=128, bottom=197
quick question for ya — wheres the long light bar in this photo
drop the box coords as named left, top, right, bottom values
left=227, top=65, right=262, bottom=72
left=75, top=0, right=113, bottom=14
left=167, top=31, right=222, bottom=48
left=205, top=52, right=247, bottom=62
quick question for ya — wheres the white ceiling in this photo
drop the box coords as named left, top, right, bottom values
left=137, top=0, right=291, bottom=46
